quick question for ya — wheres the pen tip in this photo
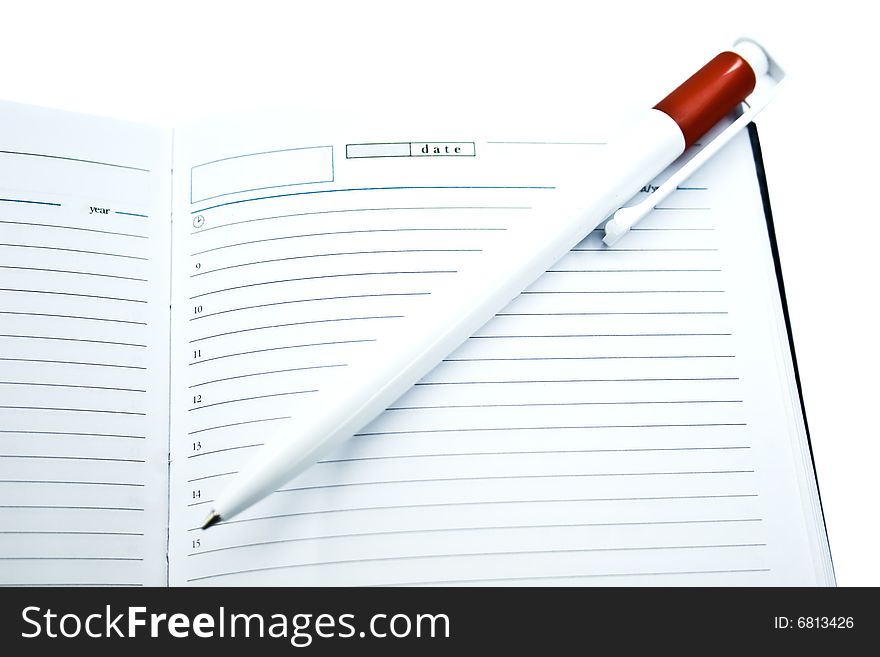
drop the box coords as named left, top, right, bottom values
left=201, top=510, right=222, bottom=530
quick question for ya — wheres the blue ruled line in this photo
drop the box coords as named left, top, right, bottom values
left=0, top=198, right=61, bottom=207
left=191, top=185, right=554, bottom=214
left=115, top=211, right=148, bottom=218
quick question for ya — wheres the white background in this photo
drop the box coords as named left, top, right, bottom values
left=1, top=0, right=876, bottom=585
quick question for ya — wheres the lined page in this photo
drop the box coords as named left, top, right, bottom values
left=168, top=111, right=830, bottom=586
left=0, top=102, right=171, bottom=586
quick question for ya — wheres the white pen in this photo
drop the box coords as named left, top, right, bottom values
left=203, top=38, right=780, bottom=529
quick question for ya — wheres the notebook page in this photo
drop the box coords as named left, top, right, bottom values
left=168, top=110, right=829, bottom=586
left=0, top=102, right=171, bottom=586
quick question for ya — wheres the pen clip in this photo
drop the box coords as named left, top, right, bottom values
left=603, top=38, right=787, bottom=246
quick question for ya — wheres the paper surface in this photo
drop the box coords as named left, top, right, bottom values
left=0, top=101, right=830, bottom=586
left=0, top=102, right=171, bottom=586
left=167, top=111, right=831, bottom=585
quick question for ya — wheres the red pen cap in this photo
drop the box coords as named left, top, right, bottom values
left=654, top=47, right=765, bottom=148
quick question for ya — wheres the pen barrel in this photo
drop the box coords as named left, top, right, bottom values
left=213, top=109, right=687, bottom=522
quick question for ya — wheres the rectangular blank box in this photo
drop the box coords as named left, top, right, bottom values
left=190, top=146, right=333, bottom=204
left=345, top=143, right=411, bottom=158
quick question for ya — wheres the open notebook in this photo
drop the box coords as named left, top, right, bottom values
left=0, top=100, right=833, bottom=586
